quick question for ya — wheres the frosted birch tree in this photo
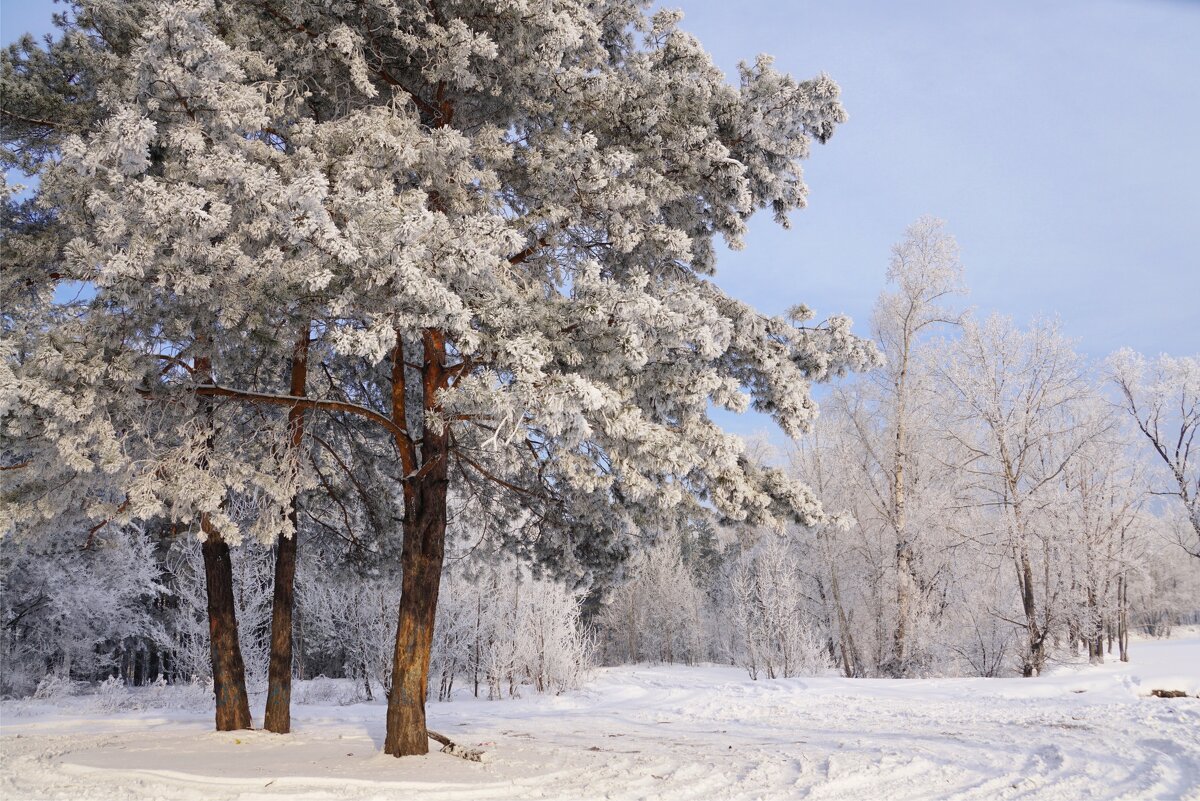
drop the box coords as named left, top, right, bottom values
left=1057, top=431, right=1145, bottom=663
left=1, top=0, right=875, bottom=755
left=935, top=315, right=1104, bottom=676
left=865, top=216, right=965, bottom=673
left=1109, top=351, right=1200, bottom=560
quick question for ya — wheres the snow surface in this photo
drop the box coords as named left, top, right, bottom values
left=3, top=637, right=1198, bottom=801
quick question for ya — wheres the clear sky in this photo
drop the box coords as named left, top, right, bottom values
left=3, top=0, right=1197, bottom=438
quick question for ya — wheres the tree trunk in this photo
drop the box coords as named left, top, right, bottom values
left=264, top=329, right=309, bottom=734
left=893, top=541, right=915, bottom=672
left=201, top=528, right=253, bottom=731
left=1017, top=546, right=1044, bottom=677
left=383, top=438, right=449, bottom=756
left=381, top=328, right=454, bottom=756
left=830, top=568, right=862, bottom=678
left=1118, top=573, right=1130, bottom=662
left=890, top=344, right=918, bottom=675
left=263, top=527, right=297, bottom=732
left=192, top=348, right=252, bottom=731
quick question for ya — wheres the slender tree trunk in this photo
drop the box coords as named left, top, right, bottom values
left=264, top=329, right=309, bottom=734
left=891, top=362, right=914, bottom=674
left=894, top=541, right=915, bottom=672
left=1087, top=587, right=1104, bottom=664
left=201, top=526, right=253, bottom=731
left=830, top=567, right=862, bottom=678
left=1017, top=545, right=1044, bottom=677
left=1118, top=573, right=1129, bottom=662
left=473, top=593, right=481, bottom=698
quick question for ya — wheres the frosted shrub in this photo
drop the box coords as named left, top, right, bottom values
left=432, top=561, right=593, bottom=701
left=32, top=674, right=77, bottom=701
left=95, top=675, right=125, bottom=713
left=731, top=537, right=831, bottom=680
left=293, top=677, right=366, bottom=707
left=596, top=535, right=708, bottom=665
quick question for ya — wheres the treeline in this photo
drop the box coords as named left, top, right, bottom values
left=5, top=220, right=1195, bottom=697
left=1, top=529, right=593, bottom=701
left=598, top=219, right=1200, bottom=679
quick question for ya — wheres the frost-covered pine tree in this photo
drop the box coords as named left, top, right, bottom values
left=2, top=0, right=876, bottom=755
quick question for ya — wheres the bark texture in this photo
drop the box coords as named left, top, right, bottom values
left=383, top=447, right=449, bottom=755
left=264, top=330, right=309, bottom=734
left=200, top=528, right=253, bottom=731
left=383, top=329, right=451, bottom=757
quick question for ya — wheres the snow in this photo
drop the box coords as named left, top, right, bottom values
left=3, top=637, right=1198, bottom=801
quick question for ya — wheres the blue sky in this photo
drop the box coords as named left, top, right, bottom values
left=3, top=0, right=1197, bottom=438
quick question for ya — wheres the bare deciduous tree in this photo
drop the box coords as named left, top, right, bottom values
left=1109, top=351, right=1200, bottom=559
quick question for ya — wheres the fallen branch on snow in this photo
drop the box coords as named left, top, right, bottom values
left=428, top=729, right=487, bottom=762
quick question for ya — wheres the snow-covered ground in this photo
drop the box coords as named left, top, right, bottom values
left=3, top=638, right=1198, bottom=801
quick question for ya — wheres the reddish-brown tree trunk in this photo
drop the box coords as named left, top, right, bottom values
left=201, top=526, right=253, bottom=731
left=383, top=329, right=450, bottom=757
left=194, top=349, right=252, bottom=731
left=383, top=447, right=449, bottom=756
left=264, top=330, right=309, bottom=734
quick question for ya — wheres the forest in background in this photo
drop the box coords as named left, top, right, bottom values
left=5, top=218, right=1197, bottom=703
left=1, top=1, right=1197, bottom=766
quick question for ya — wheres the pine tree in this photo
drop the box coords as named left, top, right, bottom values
left=2, top=0, right=876, bottom=755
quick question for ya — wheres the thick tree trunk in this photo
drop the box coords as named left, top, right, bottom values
left=263, top=528, right=297, bottom=732
left=383, top=460, right=449, bottom=756
left=193, top=349, right=252, bottom=731
left=382, top=328, right=452, bottom=757
left=264, top=330, right=309, bottom=734
left=201, top=528, right=253, bottom=731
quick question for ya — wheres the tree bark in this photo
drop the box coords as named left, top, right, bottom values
left=890, top=354, right=915, bottom=675
left=263, top=511, right=298, bottom=732
left=264, top=329, right=309, bottom=734
left=830, top=567, right=862, bottom=678
left=194, top=349, right=252, bottom=731
left=1118, top=572, right=1130, bottom=662
left=201, top=527, right=253, bottom=731
left=383, top=449, right=449, bottom=756
left=1017, top=545, right=1044, bottom=677
left=383, top=329, right=451, bottom=757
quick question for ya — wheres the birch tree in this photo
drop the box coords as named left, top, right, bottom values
left=1058, top=433, right=1145, bottom=663
left=868, top=216, right=965, bottom=673
left=1109, top=350, right=1200, bottom=559
left=936, top=315, right=1103, bottom=676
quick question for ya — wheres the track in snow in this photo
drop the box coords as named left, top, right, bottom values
left=3, top=637, right=1198, bottom=800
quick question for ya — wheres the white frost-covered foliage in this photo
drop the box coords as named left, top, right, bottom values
left=431, top=561, right=593, bottom=700
left=294, top=560, right=401, bottom=699
left=1108, top=350, right=1200, bottom=559
left=1, top=0, right=876, bottom=569
left=729, top=536, right=831, bottom=680
left=596, top=534, right=708, bottom=665
left=0, top=527, right=165, bottom=697
left=295, top=555, right=592, bottom=701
